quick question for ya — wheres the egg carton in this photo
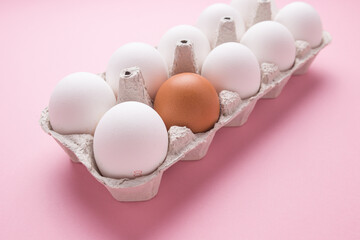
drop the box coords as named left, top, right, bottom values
left=40, top=1, right=332, bottom=202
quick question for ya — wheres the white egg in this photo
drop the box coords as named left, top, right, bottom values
left=196, top=3, right=245, bottom=47
left=106, top=42, right=168, bottom=99
left=93, top=101, right=169, bottom=179
left=275, top=2, right=323, bottom=48
left=241, top=21, right=296, bottom=71
left=202, top=42, right=261, bottom=99
left=49, top=72, right=116, bottom=135
left=158, top=25, right=211, bottom=71
left=231, top=0, right=278, bottom=26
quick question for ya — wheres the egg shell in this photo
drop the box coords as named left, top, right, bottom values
left=275, top=2, right=323, bottom=48
left=40, top=4, right=332, bottom=201
left=49, top=72, right=116, bottom=135
left=154, top=73, right=220, bottom=133
left=196, top=3, right=245, bottom=48
left=231, top=0, right=278, bottom=27
left=241, top=21, right=296, bottom=71
left=201, top=42, right=261, bottom=99
left=93, top=101, right=169, bottom=179
left=40, top=32, right=332, bottom=200
left=158, top=25, right=211, bottom=72
left=106, top=42, right=168, bottom=99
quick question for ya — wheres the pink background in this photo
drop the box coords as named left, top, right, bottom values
left=1, top=0, right=359, bottom=239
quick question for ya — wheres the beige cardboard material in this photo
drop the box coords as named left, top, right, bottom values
left=40, top=1, right=332, bottom=201
left=170, top=40, right=199, bottom=76
left=214, top=17, right=238, bottom=48
left=117, top=68, right=153, bottom=107
left=251, top=0, right=273, bottom=26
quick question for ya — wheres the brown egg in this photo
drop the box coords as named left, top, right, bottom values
left=154, top=73, right=220, bottom=133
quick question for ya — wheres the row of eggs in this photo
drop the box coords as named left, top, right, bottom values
left=48, top=1, right=323, bottom=179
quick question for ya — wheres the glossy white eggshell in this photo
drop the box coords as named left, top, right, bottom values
left=196, top=3, right=245, bottom=47
left=201, top=42, right=261, bottom=99
left=158, top=25, right=211, bottom=71
left=49, top=72, right=116, bottom=135
left=241, top=21, right=296, bottom=71
left=275, top=2, right=323, bottom=48
left=93, top=101, right=169, bottom=179
left=106, top=42, right=168, bottom=99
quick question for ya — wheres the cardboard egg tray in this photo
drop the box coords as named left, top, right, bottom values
left=40, top=1, right=332, bottom=202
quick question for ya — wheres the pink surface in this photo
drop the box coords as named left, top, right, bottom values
left=1, top=0, right=359, bottom=239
